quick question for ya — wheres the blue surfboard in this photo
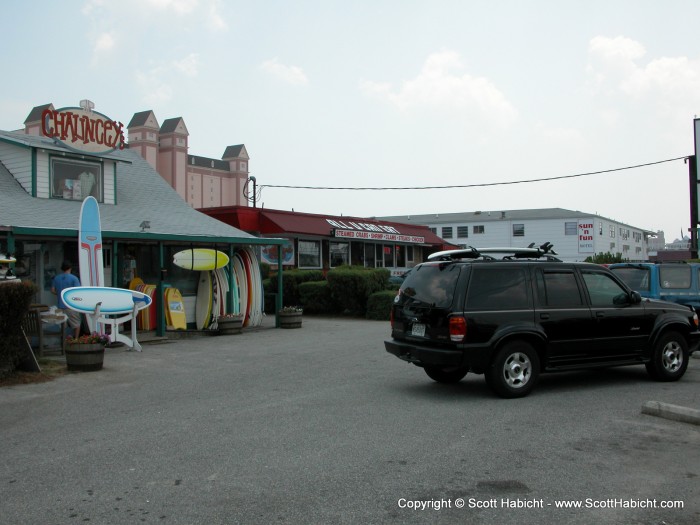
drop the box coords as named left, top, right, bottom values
left=79, top=196, right=104, bottom=288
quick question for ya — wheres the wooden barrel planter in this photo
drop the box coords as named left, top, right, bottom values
left=278, top=311, right=302, bottom=329
left=217, top=317, right=243, bottom=335
left=65, top=343, right=105, bottom=371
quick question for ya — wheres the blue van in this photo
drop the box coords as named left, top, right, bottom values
left=609, top=262, right=700, bottom=313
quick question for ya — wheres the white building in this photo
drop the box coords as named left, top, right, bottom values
left=378, top=208, right=653, bottom=262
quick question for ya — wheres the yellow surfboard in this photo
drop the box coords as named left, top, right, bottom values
left=165, top=287, right=187, bottom=330
left=173, top=249, right=230, bottom=271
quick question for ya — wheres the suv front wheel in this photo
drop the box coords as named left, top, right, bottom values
left=486, top=341, right=540, bottom=398
left=424, top=365, right=469, bottom=384
left=645, top=331, right=689, bottom=381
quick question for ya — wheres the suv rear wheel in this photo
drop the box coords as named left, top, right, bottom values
left=423, top=365, right=469, bottom=384
left=645, top=331, right=689, bottom=381
left=486, top=341, right=540, bottom=398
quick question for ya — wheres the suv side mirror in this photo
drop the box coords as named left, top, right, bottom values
left=630, top=291, right=642, bottom=304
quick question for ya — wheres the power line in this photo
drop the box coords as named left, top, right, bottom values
left=260, top=156, right=689, bottom=191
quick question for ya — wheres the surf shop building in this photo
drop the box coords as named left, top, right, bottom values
left=0, top=103, right=286, bottom=332
left=201, top=206, right=453, bottom=274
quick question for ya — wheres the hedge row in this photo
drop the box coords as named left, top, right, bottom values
left=0, top=280, right=37, bottom=374
left=262, top=266, right=395, bottom=319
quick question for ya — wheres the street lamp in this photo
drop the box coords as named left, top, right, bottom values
left=245, top=175, right=258, bottom=208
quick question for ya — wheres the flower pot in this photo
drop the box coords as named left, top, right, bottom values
left=218, top=317, right=243, bottom=335
left=278, top=311, right=302, bottom=329
left=65, top=343, right=105, bottom=371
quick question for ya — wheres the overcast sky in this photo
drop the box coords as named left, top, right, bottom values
left=3, top=0, right=700, bottom=242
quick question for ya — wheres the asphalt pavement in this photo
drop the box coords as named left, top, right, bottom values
left=1, top=316, right=699, bottom=525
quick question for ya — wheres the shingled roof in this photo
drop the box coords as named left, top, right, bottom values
left=0, top=130, right=280, bottom=245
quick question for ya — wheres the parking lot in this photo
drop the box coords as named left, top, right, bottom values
left=1, top=316, right=699, bottom=524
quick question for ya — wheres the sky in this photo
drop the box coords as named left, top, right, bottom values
left=2, top=0, right=700, bottom=242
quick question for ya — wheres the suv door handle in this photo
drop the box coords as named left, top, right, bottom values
left=596, top=311, right=605, bottom=318
left=540, top=313, right=550, bottom=320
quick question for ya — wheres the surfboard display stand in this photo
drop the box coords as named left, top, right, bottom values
left=93, top=302, right=143, bottom=352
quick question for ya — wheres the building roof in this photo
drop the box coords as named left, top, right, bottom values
left=127, top=110, right=156, bottom=128
left=203, top=206, right=453, bottom=247
left=23, top=103, right=53, bottom=124
left=378, top=208, right=652, bottom=232
left=0, top=129, right=126, bottom=162
left=160, top=117, right=187, bottom=134
left=188, top=155, right=230, bottom=171
left=222, top=145, right=248, bottom=160
left=0, top=130, right=281, bottom=245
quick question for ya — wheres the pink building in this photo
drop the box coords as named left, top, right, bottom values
left=22, top=103, right=251, bottom=209
left=127, top=110, right=250, bottom=208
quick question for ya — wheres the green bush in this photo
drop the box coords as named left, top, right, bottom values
left=584, top=252, right=627, bottom=264
left=0, top=280, right=38, bottom=373
left=366, top=290, right=397, bottom=320
left=326, top=266, right=390, bottom=315
left=263, top=269, right=325, bottom=309
left=298, top=281, right=341, bottom=314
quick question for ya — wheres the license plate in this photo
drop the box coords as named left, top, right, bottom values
left=411, top=323, right=426, bottom=337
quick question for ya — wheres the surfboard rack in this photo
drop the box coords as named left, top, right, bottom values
left=428, top=242, right=561, bottom=262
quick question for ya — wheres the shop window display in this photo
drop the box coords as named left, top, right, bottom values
left=51, top=157, right=102, bottom=201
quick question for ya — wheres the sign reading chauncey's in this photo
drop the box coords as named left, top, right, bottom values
left=327, top=218, right=425, bottom=244
left=41, top=100, right=125, bottom=154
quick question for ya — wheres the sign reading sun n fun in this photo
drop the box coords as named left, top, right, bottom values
left=578, top=220, right=594, bottom=253
left=41, top=102, right=126, bottom=155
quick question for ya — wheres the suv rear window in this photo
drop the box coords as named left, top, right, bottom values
left=400, top=263, right=462, bottom=308
left=610, top=266, right=650, bottom=291
left=466, top=267, right=529, bottom=310
left=659, top=266, right=691, bottom=289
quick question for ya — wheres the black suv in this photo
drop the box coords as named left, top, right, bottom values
left=385, top=244, right=700, bottom=398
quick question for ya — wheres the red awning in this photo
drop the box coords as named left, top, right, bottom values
left=259, top=209, right=449, bottom=246
left=200, top=206, right=453, bottom=247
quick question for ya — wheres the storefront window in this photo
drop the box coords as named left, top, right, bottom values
left=50, top=157, right=103, bottom=201
left=383, top=244, right=395, bottom=267
left=375, top=244, right=384, bottom=267
left=330, top=241, right=349, bottom=267
left=298, top=240, right=321, bottom=268
left=364, top=244, right=376, bottom=268
left=395, top=245, right=405, bottom=267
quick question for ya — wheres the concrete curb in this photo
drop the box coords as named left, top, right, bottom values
left=641, top=401, right=700, bottom=426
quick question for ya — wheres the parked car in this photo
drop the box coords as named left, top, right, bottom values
left=385, top=244, right=700, bottom=398
left=609, top=262, right=700, bottom=314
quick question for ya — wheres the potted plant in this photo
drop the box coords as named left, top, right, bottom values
left=278, top=306, right=303, bottom=329
left=64, top=332, right=110, bottom=371
left=217, top=313, right=244, bottom=335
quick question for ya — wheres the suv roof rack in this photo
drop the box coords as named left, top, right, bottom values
left=428, top=242, right=561, bottom=262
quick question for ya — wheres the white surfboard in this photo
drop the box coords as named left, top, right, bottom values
left=173, top=249, right=230, bottom=271
left=195, top=271, right=213, bottom=330
left=233, top=254, right=248, bottom=326
left=61, top=286, right=152, bottom=314
left=243, top=247, right=263, bottom=327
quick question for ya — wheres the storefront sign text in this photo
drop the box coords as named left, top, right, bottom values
left=41, top=106, right=125, bottom=154
left=326, top=219, right=401, bottom=234
left=578, top=221, right=594, bottom=253
left=333, top=229, right=424, bottom=244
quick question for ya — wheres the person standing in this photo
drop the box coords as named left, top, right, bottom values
left=51, top=260, right=81, bottom=338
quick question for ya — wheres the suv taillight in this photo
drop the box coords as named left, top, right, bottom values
left=449, top=316, right=467, bottom=342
